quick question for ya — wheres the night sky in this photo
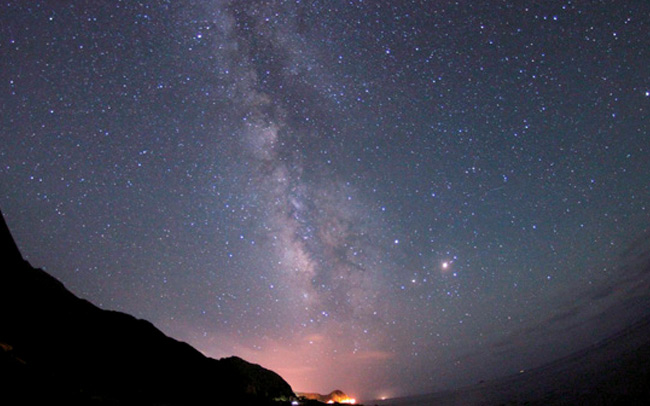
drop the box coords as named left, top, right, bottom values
left=1, top=0, right=650, bottom=401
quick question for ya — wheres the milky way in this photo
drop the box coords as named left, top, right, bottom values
left=1, top=0, right=650, bottom=400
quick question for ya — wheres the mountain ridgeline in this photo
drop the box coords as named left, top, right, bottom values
left=0, top=210, right=294, bottom=405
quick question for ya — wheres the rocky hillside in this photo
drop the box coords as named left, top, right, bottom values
left=0, top=210, right=294, bottom=405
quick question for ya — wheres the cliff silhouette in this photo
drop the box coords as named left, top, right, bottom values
left=0, top=210, right=294, bottom=405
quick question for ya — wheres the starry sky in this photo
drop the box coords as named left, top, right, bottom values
left=1, top=0, right=650, bottom=401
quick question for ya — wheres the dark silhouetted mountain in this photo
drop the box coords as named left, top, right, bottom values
left=0, top=210, right=294, bottom=405
left=298, top=389, right=355, bottom=404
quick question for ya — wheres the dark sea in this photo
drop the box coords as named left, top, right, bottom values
left=366, top=315, right=650, bottom=406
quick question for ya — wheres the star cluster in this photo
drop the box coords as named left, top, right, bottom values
left=1, top=0, right=649, bottom=400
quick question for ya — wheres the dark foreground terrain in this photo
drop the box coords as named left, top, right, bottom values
left=374, top=313, right=650, bottom=406
left=0, top=211, right=294, bottom=406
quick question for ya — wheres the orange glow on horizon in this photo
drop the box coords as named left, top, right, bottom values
left=326, top=398, right=356, bottom=404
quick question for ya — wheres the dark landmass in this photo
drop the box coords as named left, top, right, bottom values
left=0, top=210, right=294, bottom=405
left=298, top=389, right=356, bottom=404
left=375, top=313, right=650, bottom=405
